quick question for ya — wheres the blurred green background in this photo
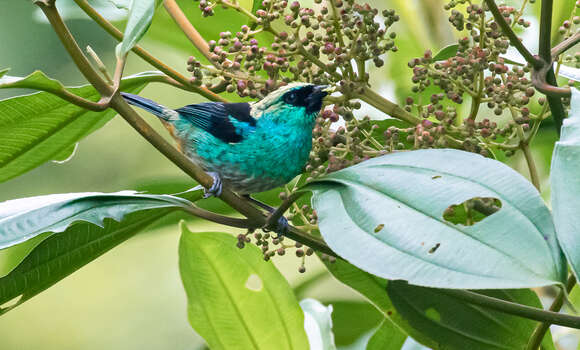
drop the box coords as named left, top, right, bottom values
left=0, top=0, right=572, bottom=349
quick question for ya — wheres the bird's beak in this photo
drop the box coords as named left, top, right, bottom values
left=306, top=85, right=329, bottom=114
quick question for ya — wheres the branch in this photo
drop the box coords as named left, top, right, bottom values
left=483, top=0, right=542, bottom=69
left=526, top=274, right=577, bottom=350
left=552, top=32, right=580, bottom=60
left=437, top=288, right=580, bottom=329
left=72, top=0, right=225, bottom=102
left=163, top=0, right=213, bottom=63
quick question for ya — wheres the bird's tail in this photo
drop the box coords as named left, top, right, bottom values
left=120, top=92, right=177, bottom=121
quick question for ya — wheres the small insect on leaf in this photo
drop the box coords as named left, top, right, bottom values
left=374, top=224, right=385, bottom=233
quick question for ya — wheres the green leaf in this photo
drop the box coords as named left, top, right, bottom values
left=0, top=70, right=67, bottom=92
left=306, top=149, right=566, bottom=289
left=324, top=260, right=556, bottom=350
left=387, top=281, right=556, bottom=350
left=0, top=189, right=202, bottom=315
left=0, top=71, right=161, bottom=183
left=551, top=88, right=580, bottom=280
left=0, top=190, right=192, bottom=250
left=300, top=298, right=337, bottom=350
left=322, top=258, right=437, bottom=349
left=432, top=44, right=458, bottom=61
left=179, top=227, right=309, bottom=350
left=116, top=0, right=159, bottom=58
left=366, top=320, right=407, bottom=350
left=330, top=301, right=383, bottom=346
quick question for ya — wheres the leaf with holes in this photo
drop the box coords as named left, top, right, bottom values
left=0, top=190, right=193, bottom=251
left=306, top=149, right=566, bottom=289
left=0, top=188, right=202, bottom=315
left=0, top=71, right=163, bottom=183
left=551, top=88, right=580, bottom=280
left=179, top=226, right=309, bottom=350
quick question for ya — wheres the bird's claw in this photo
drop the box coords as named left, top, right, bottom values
left=273, top=216, right=289, bottom=239
left=203, top=172, right=223, bottom=198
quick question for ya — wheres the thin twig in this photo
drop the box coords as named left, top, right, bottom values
left=483, top=0, right=541, bottom=69
left=72, top=0, right=225, bottom=102
left=526, top=275, right=577, bottom=350
left=552, top=32, right=580, bottom=60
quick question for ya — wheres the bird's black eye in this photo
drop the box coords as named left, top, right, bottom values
left=284, top=91, right=298, bottom=104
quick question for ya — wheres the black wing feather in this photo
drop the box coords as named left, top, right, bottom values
left=175, top=102, right=255, bottom=143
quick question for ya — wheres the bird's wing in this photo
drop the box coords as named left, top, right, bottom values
left=175, top=102, right=256, bottom=143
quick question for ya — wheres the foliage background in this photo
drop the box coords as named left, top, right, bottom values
left=0, top=0, right=568, bottom=349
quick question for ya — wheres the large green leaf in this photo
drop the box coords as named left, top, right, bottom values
left=551, top=88, right=580, bottom=280
left=0, top=71, right=162, bottom=183
left=307, top=149, right=566, bottom=289
left=0, top=189, right=202, bottom=315
left=366, top=320, right=407, bottom=350
left=0, top=190, right=192, bottom=251
left=179, top=227, right=309, bottom=350
left=330, top=301, right=384, bottom=347
left=324, top=259, right=556, bottom=350
left=387, top=281, right=556, bottom=350
left=116, top=0, right=159, bottom=57
left=322, top=259, right=437, bottom=348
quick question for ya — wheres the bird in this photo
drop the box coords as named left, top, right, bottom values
left=121, top=83, right=328, bottom=231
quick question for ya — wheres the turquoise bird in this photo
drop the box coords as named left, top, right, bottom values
left=121, top=83, right=327, bottom=231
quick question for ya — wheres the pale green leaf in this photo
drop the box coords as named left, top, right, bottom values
left=0, top=71, right=162, bottom=183
left=307, top=149, right=566, bottom=289
left=432, top=44, right=458, bottom=61
left=0, top=189, right=202, bottom=315
left=116, top=0, right=157, bottom=57
left=0, top=190, right=192, bottom=250
left=551, top=88, right=580, bottom=280
left=557, top=64, right=580, bottom=82
left=300, top=299, right=337, bottom=350
left=179, top=227, right=309, bottom=350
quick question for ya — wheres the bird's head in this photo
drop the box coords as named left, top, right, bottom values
left=252, top=83, right=329, bottom=126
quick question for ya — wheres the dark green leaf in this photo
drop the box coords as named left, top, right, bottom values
left=306, top=149, right=566, bottom=289
left=0, top=71, right=160, bottom=180
left=322, top=258, right=437, bottom=348
left=366, top=319, right=407, bottom=350
left=388, top=281, right=556, bottom=350
left=432, top=44, right=458, bottom=61
left=0, top=71, right=161, bottom=183
left=179, top=227, right=309, bottom=350
left=0, top=189, right=202, bottom=315
left=551, top=88, right=580, bottom=280
left=0, top=190, right=193, bottom=250
left=331, top=301, right=383, bottom=346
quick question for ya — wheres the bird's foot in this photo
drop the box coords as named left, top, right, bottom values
left=273, top=216, right=289, bottom=238
left=203, top=172, right=223, bottom=198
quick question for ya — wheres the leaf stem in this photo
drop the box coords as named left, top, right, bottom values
left=521, top=141, right=541, bottom=191
left=436, top=288, right=580, bottom=329
left=552, top=32, right=580, bottom=60
left=526, top=274, right=577, bottom=350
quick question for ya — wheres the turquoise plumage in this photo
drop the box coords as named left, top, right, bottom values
left=121, top=83, right=327, bottom=195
